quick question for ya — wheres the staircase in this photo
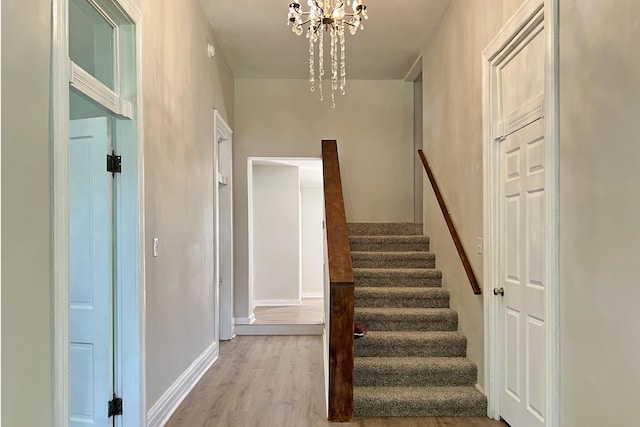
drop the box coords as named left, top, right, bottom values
left=349, top=222, right=487, bottom=418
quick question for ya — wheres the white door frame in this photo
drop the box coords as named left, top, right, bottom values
left=214, top=110, right=235, bottom=340
left=482, top=0, right=559, bottom=425
left=52, top=0, right=146, bottom=425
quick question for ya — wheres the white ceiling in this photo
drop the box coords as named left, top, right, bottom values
left=200, top=0, right=451, bottom=80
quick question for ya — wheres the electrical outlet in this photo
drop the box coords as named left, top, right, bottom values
left=153, top=238, right=159, bottom=257
left=477, top=237, right=483, bottom=255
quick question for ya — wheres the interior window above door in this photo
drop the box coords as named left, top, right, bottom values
left=69, top=0, right=116, bottom=90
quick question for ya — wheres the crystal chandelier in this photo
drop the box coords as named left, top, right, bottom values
left=288, top=1, right=368, bottom=108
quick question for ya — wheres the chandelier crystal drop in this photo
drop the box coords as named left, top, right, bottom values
left=287, top=0, right=368, bottom=108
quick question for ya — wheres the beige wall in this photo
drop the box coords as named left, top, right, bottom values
left=421, top=0, right=524, bottom=388
left=1, top=0, right=53, bottom=425
left=252, top=164, right=301, bottom=303
left=234, top=78, right=414, bottom=319
left=558, top=1, right=640, bottom=425
left=139, top=0, right=234, bottom=409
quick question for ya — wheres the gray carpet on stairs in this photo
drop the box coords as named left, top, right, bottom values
left=350, top=222, right=486, bottom=418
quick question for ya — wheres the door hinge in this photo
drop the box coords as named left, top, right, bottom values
left=107, top=150, right=122, bottom=177
left=108, top=394, right=123, bottom=417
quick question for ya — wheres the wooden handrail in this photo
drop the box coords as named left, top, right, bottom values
left=322, top=140, right=354, bottom=422
left=418, top=149, right=482, bottom=295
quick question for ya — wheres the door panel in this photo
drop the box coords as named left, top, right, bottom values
left=500, top=118, right=546, bottom=427
left=70, top=117, right=112, bottom=427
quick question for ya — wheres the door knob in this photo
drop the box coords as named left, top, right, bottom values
left=493, top=287, right=504, bottom=296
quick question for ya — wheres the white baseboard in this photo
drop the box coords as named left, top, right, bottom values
left=147, top=341, right=218, bottom=427
left=236, top=314, right=256, bottom=325
left=254, top=299, right=301, bottom=306
left=236, top=323, right=324, bottom=336
left=302, top=293, right=323, bottom=299
left=475, top=382, right=485, bottom=394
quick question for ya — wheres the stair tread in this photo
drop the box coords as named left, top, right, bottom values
left=350, top=235, right=429, bottom=241
left=356, top=307, right=455, bottom=316
left=348, top=223, right=423, bottom=236
left=353, top=268, right=443, bottom=288
left=352, top=251, right=435, bottom=257
left=355, top=287, right=448, bottom=297
left=354, top=386, right=486, bottom=404
left=354, top=267, right=442, bottom=275
left=355, top=287, right=449, bottom=307
left=355, top=356, right=476, bottom=369
left=352, top=252, right=436, bottom=269
left=360, top=330, right=466, bottom=340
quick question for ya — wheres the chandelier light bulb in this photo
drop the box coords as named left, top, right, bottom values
left=287, top=0, right=368, bottom=108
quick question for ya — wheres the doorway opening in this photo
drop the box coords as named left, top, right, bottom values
left=241, top=157, right=324, bottom=335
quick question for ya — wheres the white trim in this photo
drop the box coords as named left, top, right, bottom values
left=128, top=1, right=147, bottom=424
left=69, top=61, right=133, bottom=118
left=247, top=158, right=255, bottom=321
left=302, top=293, right=324, bottom=299
left=236, top=314, right=256, bottom=325
left=254, top=299, right=303, bottom=307
left=146, top=342, right=219, bottom=427
left=502, top=94, right=544, bottom=138
left=483, top=0, right=544, bottom=59
left=214, top=110, right=235, bottom=341
left=52, top=1, right=72, bottom=425
left=543, top=0, right=560, bottom=425
left=482, top=0, right=559, bottom=425
left=0, top=2, right=3, bottom=421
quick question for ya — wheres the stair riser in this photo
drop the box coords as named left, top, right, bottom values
left=354, top=401, right=487, bottom=418
left=354, top=296, right=449, bottom=308
left=354, top=317, right=458, bottom=331
left=354, top=275, right=442, bottom=288
left=355, top=342, right=466, bottom=358
left=350, top=241, right=429, bottom=252
left=354, top=366, right=477, bottom=387
left=352, top=258, right=436, bottom=269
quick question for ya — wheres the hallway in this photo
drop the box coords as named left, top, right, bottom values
left=166, top=336, right=508, bottom=426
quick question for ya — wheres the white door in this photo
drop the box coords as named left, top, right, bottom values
left=499, top=118, right=546, bottom=427
left=70, top=117, right=113, bottom=427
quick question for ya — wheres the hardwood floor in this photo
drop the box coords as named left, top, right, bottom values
left=253, top=298, right=324, bottom=325
left=166, top=336, right=508, bottom=427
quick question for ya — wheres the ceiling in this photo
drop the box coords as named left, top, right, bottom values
left=200, top=0, right=451, bottom=80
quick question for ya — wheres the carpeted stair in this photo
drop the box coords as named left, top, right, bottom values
left=349, top=222, right=487, bottom=418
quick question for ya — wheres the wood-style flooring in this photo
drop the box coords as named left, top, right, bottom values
left=166, top=336, right=508, bottom=427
